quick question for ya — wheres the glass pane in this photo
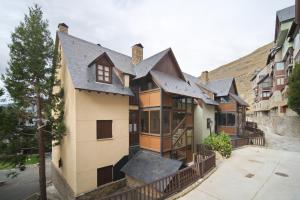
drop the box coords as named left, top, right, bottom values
left=219, top=113, right=226, bottom=126
left=98, top=71, right=103, bottom=75
left=98, top=75, right=103, bottom=80
left=227, top=113, right=235, bottom=126
left=105, top=71, right=109, bottom=76
left=104, top=76, right=109, bottom=82
left=162, top=110, right=170, bottom=134
left=97, top=65, right=103, bottom=70
left=105, top=66, right=109, bottom=71
left=140, top=111, right=149, bottom=133
left=150, top=111, right=160, bottom=134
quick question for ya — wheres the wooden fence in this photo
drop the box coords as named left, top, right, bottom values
left=231, top=122, right=265, bottom=149
left=101, top=148, right=216, bottom=200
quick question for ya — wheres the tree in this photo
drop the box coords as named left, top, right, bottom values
left=2, top=4, right=53, bottom=199
left=288, top=63, right=300, bottom=115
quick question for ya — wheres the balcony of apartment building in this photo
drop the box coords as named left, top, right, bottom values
left=131, top=78, right=194, bottom=162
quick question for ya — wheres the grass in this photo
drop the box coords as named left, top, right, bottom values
left=0, top=154, right=39, bottom=170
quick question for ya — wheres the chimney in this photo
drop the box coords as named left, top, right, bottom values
left=58, top=23, right=68, bottom=34
left=296, top=0, right=300, bottom=24
left=200, top=71, right=209, bottom=84
left=132, top=43, right=143, bottom=65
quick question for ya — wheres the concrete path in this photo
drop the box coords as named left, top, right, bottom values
left=180, top=146, right=300, bottom=200
left=0, top=158, right=51, bottom=200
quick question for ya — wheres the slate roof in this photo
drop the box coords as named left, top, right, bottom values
left=121, top=151, right=182, bottom=184
left=206, top=77, right=234, bottom=97
left=58, top=32, right=134, bottom=96
left=151, top=70, right=217, bottom=105
left=230, top=93, right=249, bottom=107
left=277, top=5, right=295, bottom=22
left=183, top=73, right=219, bottom=105
left=134, top=48, right=170, bottom=79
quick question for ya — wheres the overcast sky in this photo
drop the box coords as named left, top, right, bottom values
left=0, top=0, right=295, bottom=77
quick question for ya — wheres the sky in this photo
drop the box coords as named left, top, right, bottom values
left=0, top=0, right=295, bottom=78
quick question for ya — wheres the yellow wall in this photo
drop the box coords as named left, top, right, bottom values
left=52, top=40, right=130, bottom=197
left=52, top=44, right=77, bottom=193
left=75, top=91, right=129, bottom=195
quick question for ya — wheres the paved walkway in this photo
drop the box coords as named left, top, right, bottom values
left=180, top=146, right=300, bottom=200
left=0, top=158, right=51, bottom=200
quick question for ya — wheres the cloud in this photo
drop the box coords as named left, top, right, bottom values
left=0, top=0, right=294, bottom=77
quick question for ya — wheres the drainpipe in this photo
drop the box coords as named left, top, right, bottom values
left=160, top=88, right=163, bottom=156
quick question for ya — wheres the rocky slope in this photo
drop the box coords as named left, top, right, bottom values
left=207, top=42, right=273, bottom=109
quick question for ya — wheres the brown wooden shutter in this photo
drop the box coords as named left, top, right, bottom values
left=97, top=165, right=113, bottom=186
left=97, top=120, right=112, bottom=139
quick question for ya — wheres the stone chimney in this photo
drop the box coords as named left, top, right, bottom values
left=200, top=71, right=209, bottom=84
left=58, top=23, right=68, bottom=34
left=131, top=43, right=143, bottom=65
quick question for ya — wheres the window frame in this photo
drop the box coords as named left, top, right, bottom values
left=96, top=64, right=112, bottom=84
left=218, top=112, right=236, bottom=127
left=97, top=120, right=113, bottom=139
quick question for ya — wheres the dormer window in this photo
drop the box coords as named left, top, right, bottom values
left=96, top=64, right=112, bottom=83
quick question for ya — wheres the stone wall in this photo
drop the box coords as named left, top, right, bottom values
left=76, top=179, right=126, bottom=200
left=252, top=115, right=300, bottom=137
left=52, top=163, right=75, bottom=200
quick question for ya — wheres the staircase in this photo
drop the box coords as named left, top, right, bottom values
left=171, top=115, right=188, bottom=161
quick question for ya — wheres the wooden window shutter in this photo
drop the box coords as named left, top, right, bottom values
left=97, top=120, right=112, bottom=139
left=97, top=165, right=113, bottom=186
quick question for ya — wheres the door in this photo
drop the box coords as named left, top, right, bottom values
left=129, top=110, right=139, bottom=146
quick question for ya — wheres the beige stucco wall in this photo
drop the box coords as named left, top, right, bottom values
left=75, top=91, right=129, bottom=195
left=194, top=103, right=216, bottom=146
left=52, top=44, right=77, bottom=194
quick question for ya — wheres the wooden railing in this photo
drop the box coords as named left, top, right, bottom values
left=232, top=122, right=265, bottom=149
left=101, top=149, right=216, bottom=200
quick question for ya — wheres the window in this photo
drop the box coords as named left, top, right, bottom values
left=173, top=97, right=186, bottom=110
left=97, top=165, right=113, bottom=186
left=262, top=91, right=270, bottom=98
left=96, top=64, right=111, bottom=83
left=150, top=111, right=160, bottom=134
left=218, top=113, right=235, bottom=126
left=227, top=113, right=235, bottom=126
left=140, top=79, right=158, bottom=91
left=97, top=120, right=112, bottom=139
left=140, top=111, right=149, bottom=133
left=276, top=78, right=284, bottom=85
left=162, top=110, right=170, bottom=134
left=187, top=98, right=193, bottom=113
left=275, top=62, right=284, bottom=70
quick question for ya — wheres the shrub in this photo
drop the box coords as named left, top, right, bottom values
left=204, top=132, right=232, bottom=158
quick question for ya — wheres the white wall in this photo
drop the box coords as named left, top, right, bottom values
left=194, top=103, right=216, bottom=146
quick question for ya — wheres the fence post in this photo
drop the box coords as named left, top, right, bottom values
left=201, top=159, right=204, bottom=177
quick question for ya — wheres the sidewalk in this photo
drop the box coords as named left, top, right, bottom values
left=180, top=146, right=300, bottom=200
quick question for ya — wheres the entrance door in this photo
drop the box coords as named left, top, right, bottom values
left=129, top=111, right=139, bottom=146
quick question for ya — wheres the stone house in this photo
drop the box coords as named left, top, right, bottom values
left=52, top=23, right=248, bottom=199
left=250, top=3, right=300, bottom=135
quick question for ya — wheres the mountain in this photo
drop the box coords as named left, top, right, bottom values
left=207, top=42, right=273, bottom=110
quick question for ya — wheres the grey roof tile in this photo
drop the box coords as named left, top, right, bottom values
left=134, top=48, right=170, bottom=79
left=121, top=150, right=182, bottom=184
left=58, top=32, right=133, bottom=96
left=277, top=5, right=295, bottom=22
left=206, top=77, right=234, bottom=97
left=230, top=93, right=249, bottom=106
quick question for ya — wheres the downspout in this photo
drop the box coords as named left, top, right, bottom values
left=160, top=88, right=163, bottom=156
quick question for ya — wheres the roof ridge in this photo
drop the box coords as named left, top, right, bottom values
left=141, top=47, right=171, bottom=62
left=58, top=31, right=132, bottom=59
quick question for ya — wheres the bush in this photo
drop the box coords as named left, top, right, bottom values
left=204, top=132, right=232, bottom=158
